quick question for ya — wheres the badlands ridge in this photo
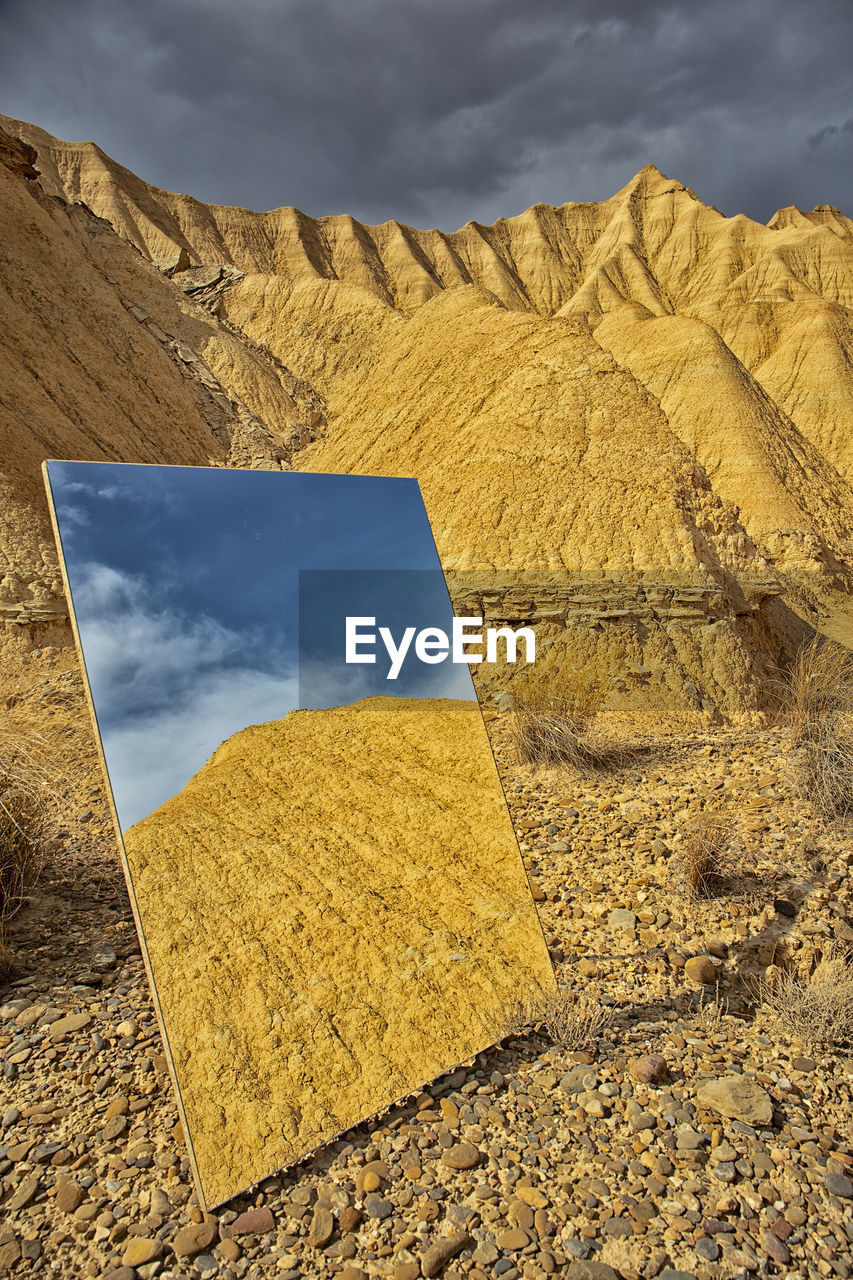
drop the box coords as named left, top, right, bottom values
left=1, top=116, right=853, bottom=713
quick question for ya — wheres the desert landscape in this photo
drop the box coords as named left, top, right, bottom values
left=1, top=113, right=853, bottom=1280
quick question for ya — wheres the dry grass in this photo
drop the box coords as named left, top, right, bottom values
left=0, top=711, right=56, bottom=925
left=760, top=948, right=853, bottom=1049
left=0, top=937, right=15, bottom=983
left=670, top=804, right=781, bottom=909
left=671, top=810, right=735, bottom=898
left=502, top=983, right=614, bottom=1052
left=510, top=661, right=611, bottom=771
left=695, top=983, right=729, bottom=1035
left=786, top=637, right=853, bottom=822
left=539, top=985, right=615, bottom=1051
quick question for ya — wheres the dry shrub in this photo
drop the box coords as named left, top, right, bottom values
left=538, top=985, right=614, bottom=1052
left=670, top=808, right=776, bottom=908
left=0, top=938, right=15, bottom=983
left=502, top=983, right=614, bottom=1052
left=0, top=712, right=55, bottom=924
left=510, top=661, right=608, bottom=770
left=786, top=637, right=853, bottom=822
left=695, top=983, right=729, bottom=1035
left=761, top=948, right=853, bottom=1049
left=672, top=811, right=735, bottom=898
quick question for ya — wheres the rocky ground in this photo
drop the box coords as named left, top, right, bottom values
left=2, top=672, right=853, bottom=1280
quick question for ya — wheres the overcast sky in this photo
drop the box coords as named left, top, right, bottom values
left=47, top=463, right=472, bottom=829
left=2, top=0, right=851, bottom=228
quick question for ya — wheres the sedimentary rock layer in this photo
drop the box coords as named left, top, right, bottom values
left=2, top=115, right=852, bottom=712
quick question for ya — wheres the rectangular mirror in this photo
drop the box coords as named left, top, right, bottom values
left=44, top=461, right=555, bottom=1208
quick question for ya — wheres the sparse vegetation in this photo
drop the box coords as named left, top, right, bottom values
left=761, top=948, right=853, bottom=1049
left=670, top=803, right=782, bottom=909
left=671, top=810, right=735, bottom=898
left=538, top=984, right=615, bottom=1051
left=695, top=983, right=729, bottom=1035
left=786, top=636, right=853, bottom=822
left=0, top=712, right=54, bottom=926
left=509, top=661, right=609, bottom=770
left=502, top=982, right=614, bottom=1052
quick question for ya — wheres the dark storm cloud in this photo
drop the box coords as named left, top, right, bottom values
left=1, top=0, right=851, bottom=226
left=809, top=119, right=853, bottom=148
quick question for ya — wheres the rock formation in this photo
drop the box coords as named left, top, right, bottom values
left=1, top=115, right=852, bottom=716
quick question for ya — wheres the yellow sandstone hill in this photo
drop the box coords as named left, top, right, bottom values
left=121, top=696, right=554, bottom=1207
left=2, top=115, right=853, bottom=714
left=0, top=122, right=323, bottom=642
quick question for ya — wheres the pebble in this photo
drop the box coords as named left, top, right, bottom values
left=629, top=1054, right=669, bottom=1084
left=55, top=1181, right=85, bottom=1213
left=173, top=1221, right=218, bottom=1256
left=565, top=1261, right=621, bottom=1278
left=150, top=1188, right=171, bottom=1215
left=48, top=1011, right=92, bottom=1039
left=364, top=1193, right=393, bottom=1220
left=6, top=1176, right=40, bottom=1211
left=497, top=1227, right=530, bottom=1250
left=231, top=1206, right=275, bottom=1234
left=441, top=1142, right=479, bottom=1170
left=121, top=1237, right=162, bottom=1267
left=695, top=1075, right=773, bottom=1125
left=308, top=1204, right=334, bottom=1246
left=339, top=1206, right=362, bottom=1232
left=102, top=1115, right=127, bottom=1140
left=684, top=955, right=718, bottom=984
left=675, top=1124, right=706, bottom=1150
left=514, top=1184, right=548, bottom=1208
left=761, top=1228, right=791, bottom=1263
left=826, top=1172, right=853, bottom=1198
left=420, top=1232, right=473, bottom=1277
left=92, top=945, right=118, bottom=971
left=218, top=1237, right=241, bottom=1262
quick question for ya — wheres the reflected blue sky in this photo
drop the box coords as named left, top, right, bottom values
left=46, top=462, right=475, bottom=829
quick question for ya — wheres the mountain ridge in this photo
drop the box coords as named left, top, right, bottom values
left=7, top=115, right=852, bottom=318
left=1, top=115, right=852, bottom=716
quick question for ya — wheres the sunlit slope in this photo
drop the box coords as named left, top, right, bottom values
left=717, top=303, right=853, bottom=487
left=11, top=117, right=852, bottom=322
left=3, top=113, right=852, bottom=714
left=284, top=285, right=763, bottom=580
left=123, top=696, right=554, bottom=1205
left=594, top=308, right=853, bottom=573
left=7, top=111, right=852, bottom=560
left=0, top=125, right=312, bottom=618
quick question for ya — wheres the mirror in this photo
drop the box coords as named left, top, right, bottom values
left=44, top=461, right=555, bottom=1207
